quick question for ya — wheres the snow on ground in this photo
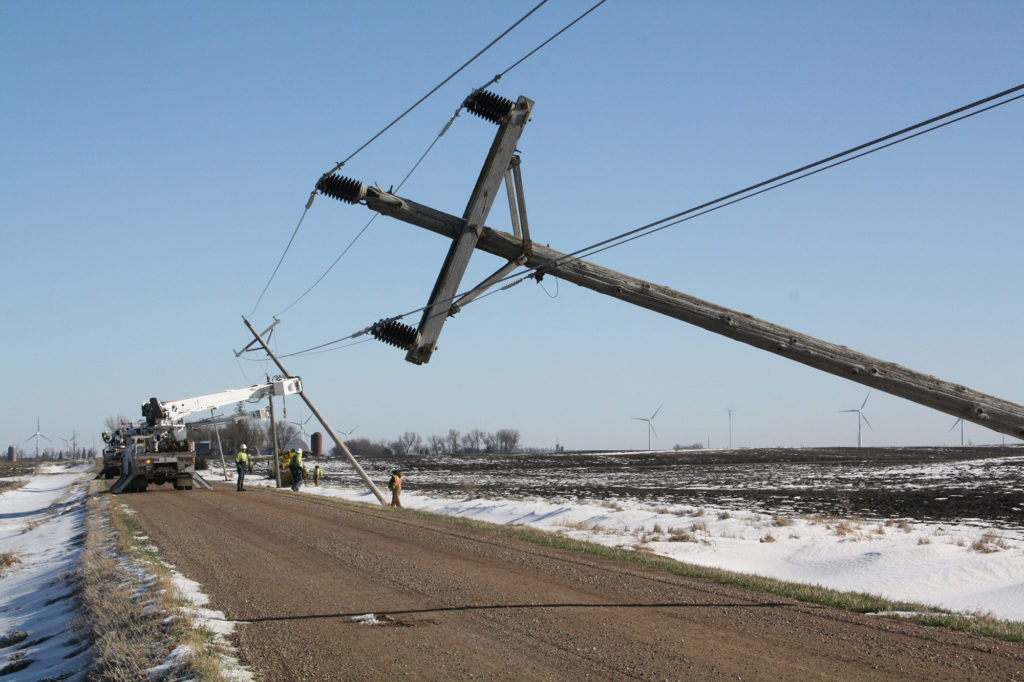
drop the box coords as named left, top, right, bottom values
left=252, top=476, right=1024, bottom=622
left=0, top=462, right=92, bottom=680
left=0, top=463, right=253, bottom=681
left=3, top=464, right=1022, bottom=680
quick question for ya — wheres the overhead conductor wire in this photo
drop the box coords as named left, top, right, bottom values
left=272, top=0, right=612, bottom=316
left=273, top=82, right=1024, bottom=359
left=247, top=0, right=552, bottom=317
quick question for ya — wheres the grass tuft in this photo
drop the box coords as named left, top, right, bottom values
left=1, top=551, right=21, bottom=570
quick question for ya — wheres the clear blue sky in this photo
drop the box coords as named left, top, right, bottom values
left=3, top=1, right=1022, bottom=454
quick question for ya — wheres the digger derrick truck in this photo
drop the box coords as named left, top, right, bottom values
left=109, top=377, right=303, bottom=494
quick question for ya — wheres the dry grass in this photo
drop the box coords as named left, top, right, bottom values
left=667, top=527, right=698, bottom=543
left=718, top=511, right=732, bottom=520
left=833, top=520, right=858, bottom=537
left=74, top=483, right=232, bottom=681
left=760, top=533, right=777, bottom=543
left=1, top=551, right=20, bottom=570
left=772, top=515, right=792, bottom=527
left=917, top=536, right=931, bottom=545
left=972, top=531, right=1010, bottom=554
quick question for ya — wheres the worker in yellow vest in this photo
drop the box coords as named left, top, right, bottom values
left=288, top=449, right=306, bottom=492
left=235, top=444, right=250, bottom=491
left=387, top=470, right=402, bottom=507
left=313, top=464, right=323, bottom=486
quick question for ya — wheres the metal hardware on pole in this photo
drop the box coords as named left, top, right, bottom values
left=241, top=317, right=387, bottom=504
left=234, top=316, right=281, bottom=357
left=406, top=94, right=534, bottom=365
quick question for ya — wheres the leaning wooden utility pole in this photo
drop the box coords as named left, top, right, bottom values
left=315, top=89, right=1024, bottom=443
left=241, top=317, right=387, bottom=504
left=211, top=408, right=229, bottom=481
left=266, top=376, right=282, bottom=489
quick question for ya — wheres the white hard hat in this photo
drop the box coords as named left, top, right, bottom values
left=296, top=448, right=303, bottom=455
left=240, top=444, right=247, bottom=449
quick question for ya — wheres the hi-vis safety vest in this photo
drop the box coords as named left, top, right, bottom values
left=388, top=475, right=401, bottom=491
left=235, top=451, right=249, bottom=465
left=289, top=452, right=303, bottom=469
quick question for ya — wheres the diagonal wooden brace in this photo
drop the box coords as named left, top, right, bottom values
left=406, top=95, right=534, bottom=365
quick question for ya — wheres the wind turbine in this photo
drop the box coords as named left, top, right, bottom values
left=339, top=426, right=359, bottom=440
left=632, top=405, right=661, bottom=451
left=288, top=414, right=314, bottom=448
left=840, top=392, right=873, bottom=447
left=949, top=417, right=965, bottom=446
left=58, top=429, right=79, bottom=459
left=24, top=417, right=51, bottom=459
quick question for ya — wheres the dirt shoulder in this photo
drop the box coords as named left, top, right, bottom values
left=120, top=485, right=1024, bottom=680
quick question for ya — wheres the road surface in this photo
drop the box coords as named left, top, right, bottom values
left=121, top=485, right=1024, bottom=680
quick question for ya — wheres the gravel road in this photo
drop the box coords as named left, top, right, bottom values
left=121, top=486, right=1024, bottom=680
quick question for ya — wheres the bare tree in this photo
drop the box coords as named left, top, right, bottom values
left=461, top=429, right=485, bottom=454
left=494, top=429, right=520, bottom=453
left=104, top=415, right=131, bottom=433
left=483, top=432, right=498, bottom=453
left=446, top=429, right=460, bottom=455
left=220, top=404, right=267, bottom=456
left=390, top=431, right=423, bottom=456
left=427, top=434, right=446, bottom=455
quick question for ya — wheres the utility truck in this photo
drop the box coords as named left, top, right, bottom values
left=109, top=378, right=302, bottom=494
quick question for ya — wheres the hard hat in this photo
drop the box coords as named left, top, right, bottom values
left=392, top=469, right=401, bottom=475
left=240, top=444, right=247, bottom=449
left=296, top=449, right=303, bottom=454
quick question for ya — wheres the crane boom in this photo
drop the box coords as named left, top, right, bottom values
left=155, top=378, right=302, bottom=423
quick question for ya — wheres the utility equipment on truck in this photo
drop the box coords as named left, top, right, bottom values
left=97, top=428, right=126, bottom=479
left=109, top=378, right=302, bottom=494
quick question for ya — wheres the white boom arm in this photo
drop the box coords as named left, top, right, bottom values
left=155, top=378, right=302, bottom=424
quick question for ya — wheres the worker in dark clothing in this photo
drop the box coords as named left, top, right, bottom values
left=388, top=470, right=403, bottom=507
left=235, top=444, right=250, bottom=491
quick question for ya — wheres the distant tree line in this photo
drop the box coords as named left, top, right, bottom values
left=336, top=428, right=521, bottom=458
left=185, top=410, right=522, bottom=458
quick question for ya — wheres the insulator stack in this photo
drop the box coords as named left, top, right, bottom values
left=371, top=319, right=419, bottom=351
left=316, top=173, right=366, bottom=204
left=464, top=90, right=515, bottom=124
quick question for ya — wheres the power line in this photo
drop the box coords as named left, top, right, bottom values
left=276, top=0, right=613, bottom=316
left=247, top=1, right=551, bottom=317
left=275, top=108, right=463, bottom=316
left=271, top=82, right=1024, bottom=360
left=321, top=1, right=550, bottom=179
left=537, top=82, right=1024, bottom=276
